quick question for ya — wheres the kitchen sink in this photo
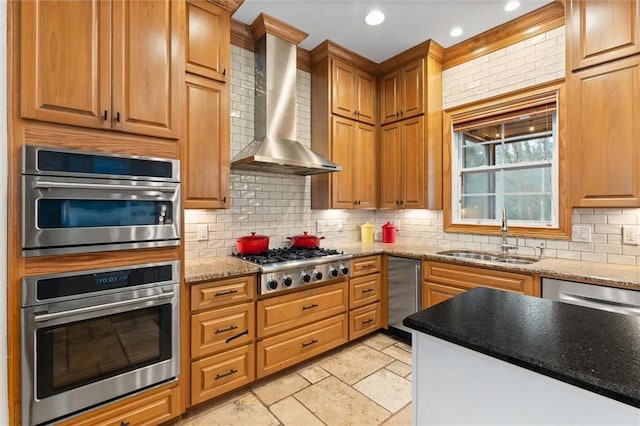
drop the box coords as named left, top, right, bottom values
left=436, top=250, right=538, bottom=265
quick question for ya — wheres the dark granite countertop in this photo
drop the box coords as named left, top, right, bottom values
left=403, top=287, right=640, bottom=408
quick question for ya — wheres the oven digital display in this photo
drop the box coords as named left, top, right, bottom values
left=94, top=271, right=130, bottom=288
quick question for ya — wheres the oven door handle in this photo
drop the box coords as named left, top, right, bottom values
left=34, top=181, right=178, bottom=193
left=33, top=291, right=175, bottom=323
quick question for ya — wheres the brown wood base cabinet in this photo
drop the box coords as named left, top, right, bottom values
left=422, top=260, right=535, bottom=308
left=256, top=281, right=348, bottom=378
left=189, top=275, right=256, bottom=406
left=348, top=255, right=382, bottom=340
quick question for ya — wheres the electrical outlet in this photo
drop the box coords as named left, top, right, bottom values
left=571, top=225, right=591, bottom=243
left=197, top=224, right=208, bottom=241
left=316, top=220, right=324, bottom=234
left=337, top=220, right=344, bottom=232
left=623, top=226, right=639, bottom=245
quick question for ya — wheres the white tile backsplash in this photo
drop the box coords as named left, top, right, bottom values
left=185, top=40, right=640, bottom=267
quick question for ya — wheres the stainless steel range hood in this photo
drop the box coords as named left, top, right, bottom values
left=231, top=21, right=341, bottom=176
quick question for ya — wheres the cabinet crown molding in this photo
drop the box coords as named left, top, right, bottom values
left=250, top=13, right=308, bottom=44
left=378, top=39, right=444, bottom=75
left=209, top=0, right=244, bottom=14
left=310, top=40, right=378, bottom=74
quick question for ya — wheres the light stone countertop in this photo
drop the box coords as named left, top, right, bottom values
left=184, top=242, right=640, bottom=290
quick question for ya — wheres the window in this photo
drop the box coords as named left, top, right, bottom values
left=444, top=84, right=569, bottom=237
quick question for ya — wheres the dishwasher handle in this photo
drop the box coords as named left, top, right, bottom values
left=560, top=292, right=640, bottom=316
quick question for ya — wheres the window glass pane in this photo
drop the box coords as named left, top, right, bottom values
left=504, top=194, right=552, bottom=222
left=461, top=195, right=496, bottom=220
left=462, top=171, right=496, bottom=195
left=503, top=167, right=551, bottom=193
left=462, top=137, right=489, bottom=168
left=496, top=136, right=553, bottom=165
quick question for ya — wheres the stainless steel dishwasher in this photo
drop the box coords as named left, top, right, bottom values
left=542, top=277, right=640, bottom=316
left=387, top=256, right=421, bottom=336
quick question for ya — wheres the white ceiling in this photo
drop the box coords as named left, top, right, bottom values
left=232, top=0, right=554, bottom=63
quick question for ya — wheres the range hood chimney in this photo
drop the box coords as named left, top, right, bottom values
left=231, top=14, right=342, bottom=175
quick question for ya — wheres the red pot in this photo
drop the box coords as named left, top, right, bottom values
left=287, top=231, right=325, bottom=248
left=236, top=232, right=269, bottom=254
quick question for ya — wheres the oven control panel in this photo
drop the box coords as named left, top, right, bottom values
left=260, top=260, right=351, bottom=295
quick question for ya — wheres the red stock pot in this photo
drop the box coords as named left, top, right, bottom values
left=236, top=232, right=269, bottom=254
left=287, top=231, right=325, bottom=248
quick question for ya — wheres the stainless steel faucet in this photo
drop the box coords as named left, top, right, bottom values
left=498, top=208, right=518, bottom=256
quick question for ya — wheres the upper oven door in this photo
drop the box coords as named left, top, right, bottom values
left=22, top=175, right=181, bottom=257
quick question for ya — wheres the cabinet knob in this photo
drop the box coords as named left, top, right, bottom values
left=115, top=112, right=121, bottom=123
left=222, top=68, right=226, bottom=77
left=223, top=196, right=227, bottom=203
left=102, top=110, right=108, bottom=121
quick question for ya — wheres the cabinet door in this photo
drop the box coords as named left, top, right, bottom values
left=401, top=59, right=424, bottom=119
left=568, top=0, right=640, bottom=71
left=379, top=123, right=401, bottom=209
left=331, top=59, right=357, bottom=119
left=331, top=116, right=356, bottom=208
left=186, top=0, right=230, bottom=82
left=112, top=0, right=180, bottom=139
left=422, top=282, right=464, bottom=308
left=353, top=122, right=377, bottom=208
left=355, top=71, right=376, bottom=124
left=20, top=0, right=111, bottom=129
left=401, top=116, right=426, bottom=208
left=380, top=71, right=401, bottom=125
left=570, top=56, right=640, bottom=207
left=184, top=74, right=229, bottom=209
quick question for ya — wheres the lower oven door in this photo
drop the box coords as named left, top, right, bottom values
left=21, top=284, right=180, bottom=425
left=22, top=175, right=181, bottom=257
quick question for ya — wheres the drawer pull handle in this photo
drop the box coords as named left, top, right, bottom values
left=215, top=325, right=238, bottom=334
left=302, top=339, right=318, bottom=348
left=215, top=369, right=238, bottom=380
left=302, top=303, right=319, bottom=310
left=215, top=289, right=238, bottom=297
left=120, top=422, right=130, bottom=426
left=362, top=288, right=374, bottom=294
left=362, top=264, right=375, bottom=269
left=225, top=330, right=248, bottom=344
left=362, top=318, right=374, bottom=325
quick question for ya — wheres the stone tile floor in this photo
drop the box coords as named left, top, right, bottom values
left=176, top=332, right=412, bottom=426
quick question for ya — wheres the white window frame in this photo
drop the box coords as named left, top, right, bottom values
left=451, top=97, right=559, bottom=228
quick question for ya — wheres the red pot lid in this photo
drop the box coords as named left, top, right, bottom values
left=382, top=222, right=396, bottom=229
left=237, top=232, right=269, bottom=241
left=289, top=231, right=324, bottom=240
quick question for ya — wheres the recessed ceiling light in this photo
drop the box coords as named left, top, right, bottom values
left=450, top=27, right=463, bottom=37
left=365, top=10, right=385, bottom=26
left=505, top=1, right=520, bottom=12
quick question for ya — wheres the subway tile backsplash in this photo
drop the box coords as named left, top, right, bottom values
left=185, top=37, right=640, bottom=267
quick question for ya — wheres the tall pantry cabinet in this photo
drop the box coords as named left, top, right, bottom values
left=567, top=0, right=640, bottom=207
left=378, top=41, right=444, bottom=210
left=311, top=41, right=378, bottom=209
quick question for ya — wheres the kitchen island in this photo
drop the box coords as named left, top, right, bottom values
left=403, top=287, right=640, bottom=425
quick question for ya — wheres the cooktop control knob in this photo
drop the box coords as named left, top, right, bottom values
left=313, top=270, right=323, bottom=280
left=329, top=267, right=339, bottom=277
left=339, top=265, right=349, bottom=275
left=267, top=279, right=278, bottom=290
left=282, top=276, right=293, bottom=287
left=301, top=272, right=311, bottom=283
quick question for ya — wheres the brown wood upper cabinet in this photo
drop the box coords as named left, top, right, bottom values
left=20, top=0, right=181, bottom=139
left=331, top=59, right=376, bottom=124
left=183, top=74, right=229, bottom=209
left=567, top=0, right=640, bottom=207
left=379, top=116, right=427, bottom=209
left=380, top=59, right=424, bottom=125
left=186, top=0, right=230, bottom=82
left=567, top=0, right=640, bottom=71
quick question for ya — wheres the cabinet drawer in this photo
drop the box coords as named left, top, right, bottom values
left=257, top=281, right=347, bottom=338
left=350, top=255, right=381, bottom=277
left=422, top=281, right=466, bottom=309
left=257, top=314, right=348, bottom=378
left=191, top=344, right=255, bottom=405
left=424, top=261, right=534, bottom=294
left=191, top=275, right=255, bottom=310
left=191, top=302, right=254, bottom=359
left=349, top=273, right=381, bottom=309
left=59, top=385, right=180, bottom=426
left=349, top=302, right=380, bottom=340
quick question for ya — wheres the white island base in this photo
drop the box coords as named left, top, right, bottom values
left=412, top=333, right=640, bottom=425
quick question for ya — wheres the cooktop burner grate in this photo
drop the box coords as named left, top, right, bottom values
left=233, top=247, right=344, bottom=265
